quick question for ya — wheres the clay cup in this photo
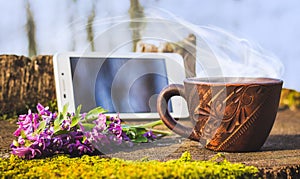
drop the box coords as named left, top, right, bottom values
left=157, top=77, right=283, bottom=152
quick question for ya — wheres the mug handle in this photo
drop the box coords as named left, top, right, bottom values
left=157, top=84, right=200, bottom=141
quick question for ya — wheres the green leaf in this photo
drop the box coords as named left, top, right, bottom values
left=20, top=130, right=26, bottom=139
left=70, top=116, right=80, bottom=128
left=24, top=140, right=33, bottom=147
left=54, top=114, right=61, bottom=127
left=87, top=106, right=107, bottom=116
left=62, top=103, right=69, bottom=116
left=35, top=120, right=46, bottom=135
left=132, top=136, right=148, bottom=143
left=127, top=130, right=137, bottom=139
left=134, top=127, right=147, bottom=136
left=80, top=123, right=96, bottom=132
left=53, top=130, right=69, bottom=136
left=54, top=103, right=69, bottom=128
left=75, top=105, right=82, bottom=118
left=54, top=112, right=64, bottom=127
left=84, top=107, right=107, bottom=122
left=70, top=105, right=82, bottom=128
left=12, top=140, right=19, bottom=147
left=53, top=125, right=61, bottom=134
left=53, top=115, right=63, bottom=133
left=82, top=135, right=87, bottom=143
left=120, top=124, right=131, bottom=132
left=122, top=126, right=137, bottom=139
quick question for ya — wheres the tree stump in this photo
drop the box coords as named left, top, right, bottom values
left=136, top=34, right=197, bottom=78
left=0, top=55, right=56, bottom=115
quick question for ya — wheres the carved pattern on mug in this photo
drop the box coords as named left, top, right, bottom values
left=193, top=85, right=268, bottom=142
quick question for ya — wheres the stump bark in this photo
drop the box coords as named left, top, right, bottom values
left=136, top=34, right=197, bottom=78
left=0, top=55, right=55, bottom=115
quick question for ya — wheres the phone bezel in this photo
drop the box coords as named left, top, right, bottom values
left=53, top=52, right=188, bottom=119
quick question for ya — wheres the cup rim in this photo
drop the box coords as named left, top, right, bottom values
left=184, top=77, right=283, bottom=85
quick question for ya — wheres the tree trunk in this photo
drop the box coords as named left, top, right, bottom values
left=129, top=0, right=145, bottom=52
left=26, top=1, right=37, bottom=57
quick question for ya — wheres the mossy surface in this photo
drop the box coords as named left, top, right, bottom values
left=0, top=152, right=259, bottom=178
left=280, top=88, right=300, bottom=110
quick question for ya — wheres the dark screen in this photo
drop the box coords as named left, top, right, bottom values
left=70, top=57, right=171, bottom=113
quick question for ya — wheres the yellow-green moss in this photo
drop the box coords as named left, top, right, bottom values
left=280, top=88, right=300, bottom=110
left=0, top=152, right=259, bottom=178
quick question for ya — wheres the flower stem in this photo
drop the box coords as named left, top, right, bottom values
left=132, top=120, right=164, bottom=128
left=149, top=129, right=172, bottom=136
left=132, top=120, right=171, bottom=136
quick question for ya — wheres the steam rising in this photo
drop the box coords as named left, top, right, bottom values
left=145, top=8, right=284, bottom=79
left=89, top=8, right=284, bottom=80
left=191, top=25, right=284, bottom=79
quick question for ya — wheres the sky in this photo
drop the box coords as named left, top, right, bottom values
left=0, top=0, right=299, bottom=90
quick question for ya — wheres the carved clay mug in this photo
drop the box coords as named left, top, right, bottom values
left=157, top=77, right=283, bottom=152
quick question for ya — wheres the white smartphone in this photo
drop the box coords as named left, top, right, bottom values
left=53, top=52, right=188, bottom=119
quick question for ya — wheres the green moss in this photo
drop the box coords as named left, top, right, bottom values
left=0, top=152, right=259, bottom=178
left=280, top=88, right=300, bottom=110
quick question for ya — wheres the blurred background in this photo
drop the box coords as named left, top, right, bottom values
left=0, top=0, right=299, bottom=91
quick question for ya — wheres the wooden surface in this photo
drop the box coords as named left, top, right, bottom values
left=106, top=110, right=300, bottom=178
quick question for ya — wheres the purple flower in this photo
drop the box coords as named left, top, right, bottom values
left=92, top=132, right=110, bottom=145
left=52, top=112, right=57, bottom=120
left=93, top=114, right=107, bottom=131
left=110, top=115, right=121, bottom=124
left=143, top=130, right=157, bottom=140
left=108, top=123, right=122, bottom=137
left=52, top=137, right=63, bottom=149
left=44, top=126, right=54, bottom=136
left=13, top=125, right=23, bottom=137
left=109, top=135, right=122, bottom=145
left=61, top=119, right=71, bottom=130
left=77, top=145, right=88, bottom=154
left=17, top=136, right=25, bottom=145
left=11, top=104, right=100, bottom=159
left=26, top=133, right=38, bottom=141
left=18, top=110, right=33, bottom=127
left=67, top=140, right=93, bottom=155
left=14, top=109, right=40, bottom=137
left=37, top=103, right=51, bottom=116
left=107, top=115, right=123, bottom=137
left=31, top=136, right=49, bottom=150
left=11, top=103, right=166, bottom=159
left=33, top=113, right=40, bottom=130
left=11, top=146, right=40, bottom=159
left=82, top=113, right=134, bottom=148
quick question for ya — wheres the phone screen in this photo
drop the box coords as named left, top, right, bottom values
left=70, top=57, right=172, bottom=113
